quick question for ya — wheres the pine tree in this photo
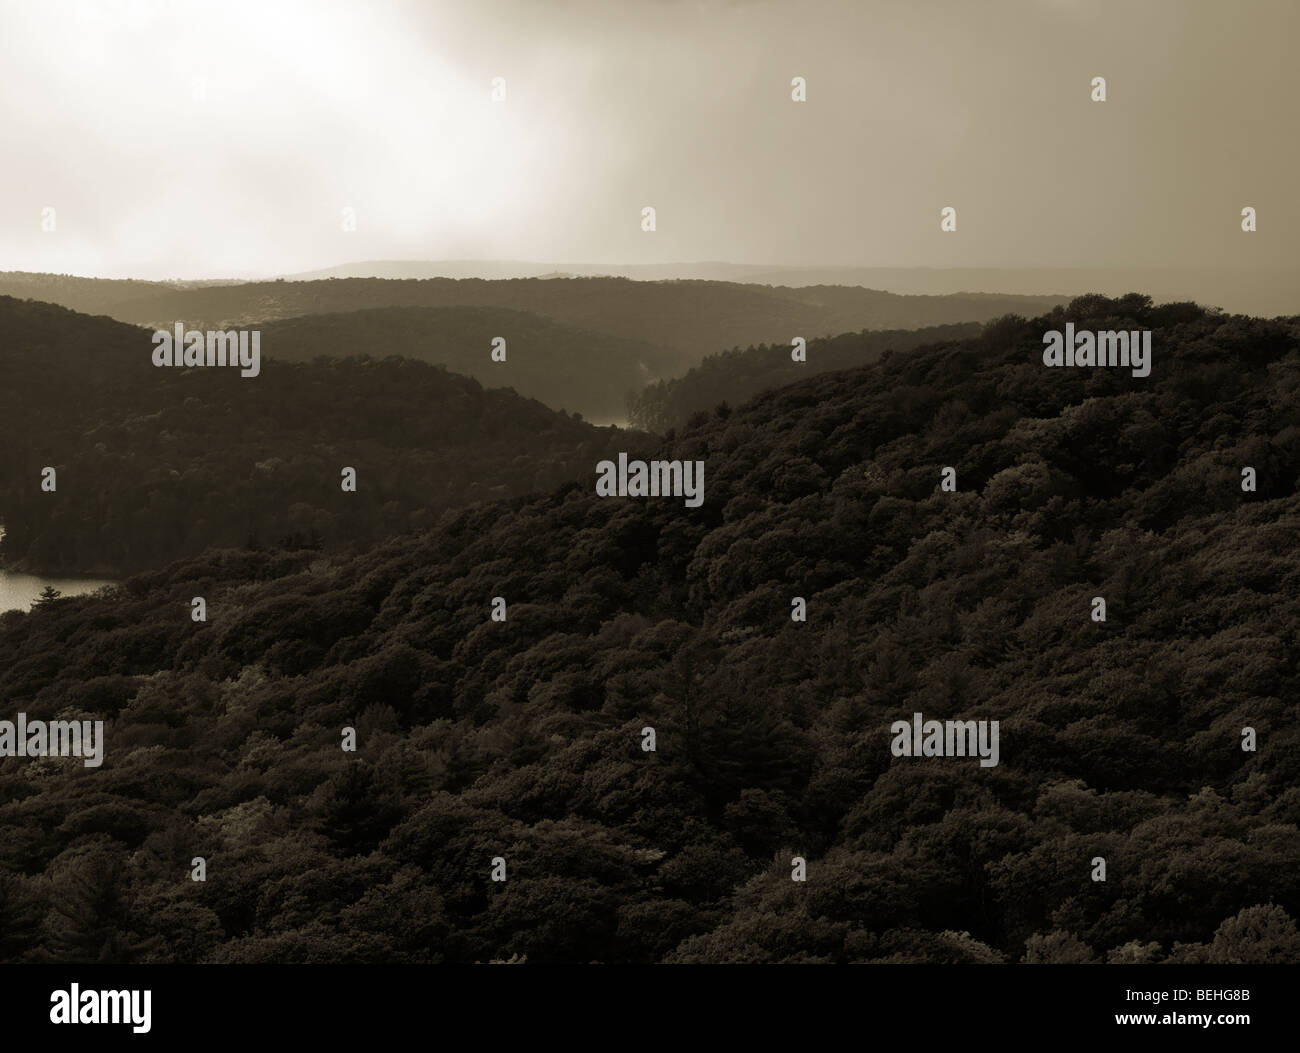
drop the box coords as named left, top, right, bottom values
left=33, top=584, right=61, bottom=607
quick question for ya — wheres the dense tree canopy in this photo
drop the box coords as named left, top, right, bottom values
left=626, top=323, right=983, bottom=431
left=0, top=297, right=639, bottom=574
left=0, top=293, right=1297, bottom=963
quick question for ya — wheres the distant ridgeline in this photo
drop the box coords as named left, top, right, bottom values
left=626, top=322, right=983, bottom=431
left=0, top=292, right=1297, bottom=964
left=0, top=271, right=1066, bottom=375
left=257, top=305, right=677, bottom=422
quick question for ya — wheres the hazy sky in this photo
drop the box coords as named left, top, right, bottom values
left=1, top=0, right=1296, bottom=279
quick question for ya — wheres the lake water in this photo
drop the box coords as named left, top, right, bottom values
left=0, top=527, right=116, bottom=613
left=0, top=569, right=116, bottom=614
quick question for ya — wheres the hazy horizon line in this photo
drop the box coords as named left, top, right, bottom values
left=4, top=259, right=1299, bottom=285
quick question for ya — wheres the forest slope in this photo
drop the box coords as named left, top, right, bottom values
left=259, top=306, right=674, bottom=422
left=76, top=275, right=1065, bottom=371
left=627, top=322, right=983, bottom=431
left=0, top=273, right=239, bottom=316
left=0, top=294, right=1297, bottom=963
left=0, top=297, right=638, bottom=575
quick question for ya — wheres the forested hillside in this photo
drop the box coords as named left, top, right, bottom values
left=627, top=322, right=983, bottom=431
left=1, top=294, right=1296, bottom=963
left=4, top=273, right=1064, bottom=371
left=0, top=297, right=638, bottom=575
left=259, top=306, right=675, bottom=421
left=0, top=273, right=239, bottom=316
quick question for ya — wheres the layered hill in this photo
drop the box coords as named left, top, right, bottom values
left=1, top=294, right=1297, bottom=964
left=627, top=322, right=984, bottom=431
left=276, top=262, right=1300, bottom=319
left=0, top=297, right=640, bottom=575
left=1, top=272, right=1067, bottom=374
left=258, top=306, right=674, bottom=422
left=0, top=273, right=240, bottom=317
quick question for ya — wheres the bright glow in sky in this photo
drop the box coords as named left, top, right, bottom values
left=1, top=0, right=1296, bottom=278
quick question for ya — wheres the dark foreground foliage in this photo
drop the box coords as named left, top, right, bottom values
left=1, top=294, right=1297, bottom=963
